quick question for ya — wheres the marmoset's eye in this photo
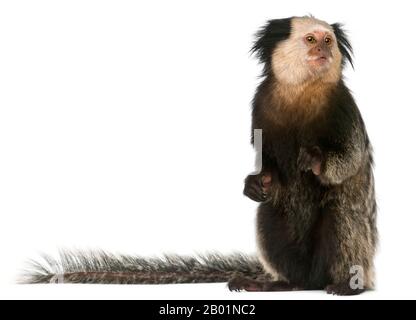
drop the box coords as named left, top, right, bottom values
left=306, top=36, right=316, bottom=43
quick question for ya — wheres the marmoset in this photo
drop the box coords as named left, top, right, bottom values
left=22, top=16, right=377, bottom=296
left=231, top=16, right=377, bottom=296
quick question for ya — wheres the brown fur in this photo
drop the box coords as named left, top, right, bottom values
left=239, top=17, right=377, bottom=295
left=21, top=17, right=376, bottom=296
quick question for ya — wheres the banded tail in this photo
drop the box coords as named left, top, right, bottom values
left=20, top=251, right=269, bottom=285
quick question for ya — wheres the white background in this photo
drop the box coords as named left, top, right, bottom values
left=0, top=0, right=415, bottom=300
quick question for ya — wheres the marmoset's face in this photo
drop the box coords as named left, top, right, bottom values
left=303, top=30, right=334, bottom=69
left=271, top=17, right=343, bottom=84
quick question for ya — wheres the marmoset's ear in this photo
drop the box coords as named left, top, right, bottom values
left=251, top=18, right=293, bottom=74
left=331, top=23, right=354, bottom=68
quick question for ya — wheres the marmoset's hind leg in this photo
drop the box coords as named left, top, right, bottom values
left=320, top=174, right=376, bottom=296
left=228, top=275, right=301, bottom=292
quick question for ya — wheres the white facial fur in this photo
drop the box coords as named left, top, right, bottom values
left=271, top=17, right=343, bottom=85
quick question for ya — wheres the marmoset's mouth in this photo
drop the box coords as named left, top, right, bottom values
left=307, top=55, right=329, bottom=67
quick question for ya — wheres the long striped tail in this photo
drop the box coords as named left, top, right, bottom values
left=20, top=251, right=269, bottom=285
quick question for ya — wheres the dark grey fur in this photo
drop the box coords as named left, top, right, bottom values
left=21, top=17, right=377, bottom=296
left=237, top=17, right=377, bottom=296
left=21, top=251, right=269, bottom=284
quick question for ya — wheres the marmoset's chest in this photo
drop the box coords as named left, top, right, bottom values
left=259, top=103, right=334, bottom=183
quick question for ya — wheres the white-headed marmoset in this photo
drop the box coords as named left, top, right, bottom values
left=22, top=16, right=377, bottom=296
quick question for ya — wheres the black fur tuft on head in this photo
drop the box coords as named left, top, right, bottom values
left=331, top=23, right=354, bottom=68
left=251, top=18, right=293, bottom=75
left=251, top=18, right=354, bottom=75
